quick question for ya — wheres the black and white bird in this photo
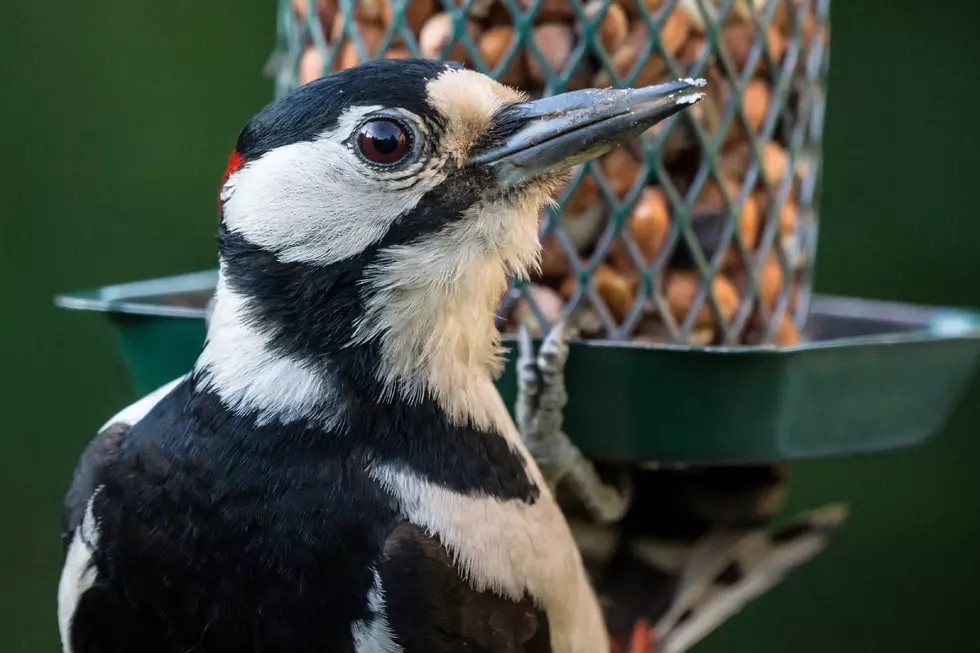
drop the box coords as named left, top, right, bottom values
left=57, top=59, right=706, bottom=653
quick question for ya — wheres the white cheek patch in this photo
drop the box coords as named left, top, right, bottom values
left=222, top=105, right=445, bottom=267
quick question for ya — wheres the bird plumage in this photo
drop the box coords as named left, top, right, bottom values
left=59, top=60, right=704, bottom=652
left=59, top=375, right=564, bottom=652
left=59, top=59, right=708, bottom=653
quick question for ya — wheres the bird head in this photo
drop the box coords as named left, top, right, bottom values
left=203, top=59, right=704, bottom=425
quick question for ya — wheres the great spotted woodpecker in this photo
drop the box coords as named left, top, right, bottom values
left=57, top=59, right=705, bottom=653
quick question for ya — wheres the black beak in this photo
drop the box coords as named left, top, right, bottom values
left=469, top=78, right=706, bottom=186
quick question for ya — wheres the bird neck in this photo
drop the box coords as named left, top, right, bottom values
left=349, top=237, right=514, bottom=428
left=192, top=247, right=515, bottom=433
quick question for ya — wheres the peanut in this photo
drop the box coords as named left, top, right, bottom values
left=599, top=147, right=643, bottom=199
left=299, top=46, right=326, bottom=85
left=419, top=13, right=478, bottom=63
left=478, top=26, right=526, bottom=86
left=381, top=0, right=436, bottom=35
left=512, top=284, right=566, bottom=335
left=293, top=0, right=337, bottom=31
left=562, top=169, right=600, bottom=215
left=762, top=141, right=788, bottom=187
left=667, top=272, right=740, bottom=326
left=331, top=18, right=385, bottom=70
left=383, top=47, right=412, bottom=59
left=660, top=5, right=691, bottom=56
left=595, top=22, right=666, bottom=87
left=767, top=25, right=787, bottom=64
left=539, top=233, right=570, bottom=280
left=527, top=24, right=574, bottom=83
left=594, top=264, right=636, bottom=322
left=629, top=188, right=671, bottom=263
left=743, top=79, right=770, bottom=134
left=760, top=255, right=784, bottom=309
left=777, top=315, right=800, bottom=346
left=518, top=0, right=573, bottom=22
left=583, top=1, right=629, bottom=54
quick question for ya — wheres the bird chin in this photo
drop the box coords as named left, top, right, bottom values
left=465, top=171, right=572, bottom=285
left=522, top=169, right=574, bottom=203
left=489, top=167, right=571, bottom=205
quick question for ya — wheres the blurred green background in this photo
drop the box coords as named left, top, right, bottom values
left=2, top=0, right=979, bottom=651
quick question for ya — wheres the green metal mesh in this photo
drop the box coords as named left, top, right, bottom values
left=273, top=0, right=830, bottom=347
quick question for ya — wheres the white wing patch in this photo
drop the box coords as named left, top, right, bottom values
left=99, top=375, right=187, bottom=432
left=373, top=463, right=608, bottom=653
left=57, top=488, right=103, bottom=653
left=351, top=569, right=402, bottom=653
left=369, top=385, right=608, bottom=653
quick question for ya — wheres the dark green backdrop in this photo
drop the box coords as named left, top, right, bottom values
left=3, top=1, right=978, bottom=651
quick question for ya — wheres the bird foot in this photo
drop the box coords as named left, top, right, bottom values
left=515, top=322, right=631, bottom=525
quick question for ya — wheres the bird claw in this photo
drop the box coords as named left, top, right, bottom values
left=515, top=321, right=631, bottom=525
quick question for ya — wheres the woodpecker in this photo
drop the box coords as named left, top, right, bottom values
left=58, top=59, right=705, bottom=653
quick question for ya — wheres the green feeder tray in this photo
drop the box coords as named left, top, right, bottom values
left=55, top=269, right=980, bottom=464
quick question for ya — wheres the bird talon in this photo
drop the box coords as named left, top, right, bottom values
left=517, top=322, right=536, bottom=367
left=515, top=321, right=542, bottom=441
left=537, top=321, right=570, bottom=375
left=516, top=322, right=540, bottom=390
left=513, top=321, right=631, bottom=524
left=534, top=322, right=569, bottom=438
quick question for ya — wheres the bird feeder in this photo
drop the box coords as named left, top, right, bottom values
left=55, top=0, right=980, bottom=464
left=281, top=0, right=825, bottom=348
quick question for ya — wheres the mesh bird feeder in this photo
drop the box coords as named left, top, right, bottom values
left=278, top=0, right=830, bottom=348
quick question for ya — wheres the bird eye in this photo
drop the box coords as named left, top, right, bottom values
left=356, top=119, right=410, bottom=165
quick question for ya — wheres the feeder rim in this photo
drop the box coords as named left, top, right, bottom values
left=53, top=269, right=980, bottom=353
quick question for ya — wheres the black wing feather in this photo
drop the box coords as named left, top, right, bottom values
left=61, top=422, right=129, bottom=552
left=379, top=522, right=553, bottom=653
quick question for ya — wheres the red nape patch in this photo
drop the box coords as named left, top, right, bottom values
left=218, top=149, right=246, bottom=212
left=221, top=149, right=246, bottom=186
